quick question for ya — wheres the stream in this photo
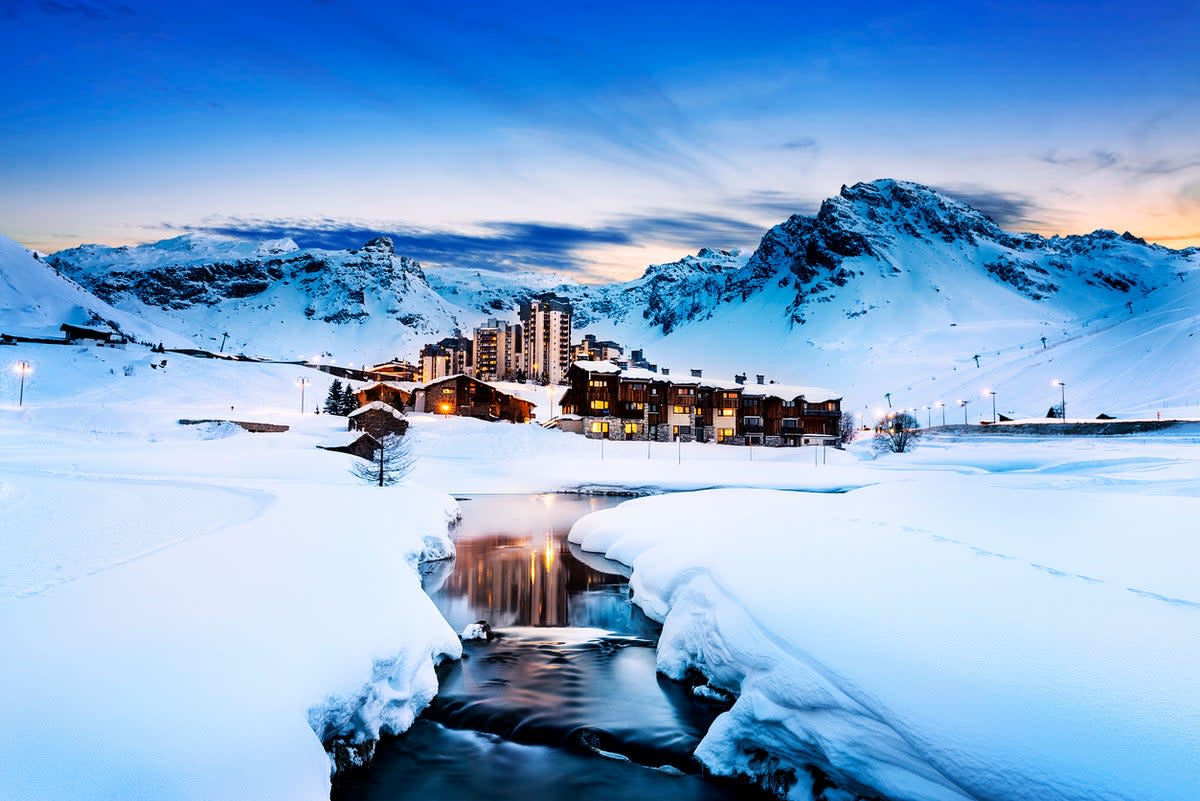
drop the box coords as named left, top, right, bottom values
left=332, top=493, right=773, bottom=801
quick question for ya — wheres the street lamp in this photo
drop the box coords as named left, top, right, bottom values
left=296, top=377, right=310, bottom=413
left=959, top=399, right=970, bottom=424
left=13, top=360, right=32, bottom=406
left=984, top=389, right=997, bottom=423
left=924, top=405, right=931, bottom=428
left=1053, top=380, right=1066, bottom=420
left=935, top=401, right=945, bottom=426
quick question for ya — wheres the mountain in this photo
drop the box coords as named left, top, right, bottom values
left=0, top=234, right=176, bottom=344
left=29, top=179, right=1200, bottom=416
left=49, top=234, right=468, bottom=361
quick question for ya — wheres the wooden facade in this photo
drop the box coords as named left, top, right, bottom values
left=414, top=374, right=534, bottom=423
left=355, top=381, right=414, bottom=412
left=348, top=401, right=410, bottom=440
left=561, top=361, right=842, bottom=446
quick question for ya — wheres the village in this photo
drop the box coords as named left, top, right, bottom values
left=314, top=292, right=845, bottom=462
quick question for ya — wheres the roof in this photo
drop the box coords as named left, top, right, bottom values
left=572, top=359, right=621, bottom=374
left=738, top=382, right=841, bottom=402
left=348, top=401, right=405, bottom=419
left=358, top=380, right=418, bottom=394
left=316, top=431, right=379, bottom=449
left=417, top=374, right=537, bottom=407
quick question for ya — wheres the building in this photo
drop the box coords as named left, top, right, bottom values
left=559, top=360, right=841, bottom=445
left=419, top=335, right=473, bottom=384
left=571, top=334, right=624, bottom=363
left=520, top=293, right=572, bottom=385
left=472, top=318, right=523, bottom=381
left=412, top=374, right=535, bottom=423
left=354, top=380, right=415, bottom=411
left=367, top=360, right=420, bottom=382
left=316, top=431, right=380, bottom=461
left=347, top=401, right=410, bottom=439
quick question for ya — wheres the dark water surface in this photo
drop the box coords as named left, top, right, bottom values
left=334, top=493, right=772, bottom=801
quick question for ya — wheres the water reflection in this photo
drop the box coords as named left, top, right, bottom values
left=426, top=494, right=639, bottom=634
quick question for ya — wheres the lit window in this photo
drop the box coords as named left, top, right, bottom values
left=591, top=421, right=609, bottom=433
left=590, top=400, right=609, bottom=411
left=624, top=423, right=639, bottom=434
left=719, top=408, right=734, bottom=417
left=588, top=379, right=608, bottom=388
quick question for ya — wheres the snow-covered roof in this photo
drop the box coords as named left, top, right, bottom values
left=738, top=383, right=841, bottom=401
left=572, top=359, right=621, bottom=374
left=418, top=373, right=533, bottom=405
left=348, top=401, right=405, bottom=419
left=358, top=380, right=417, bottom=393
left=617, top=367, right=662, bottom=381
left=315, top=432, right=378, bottom=449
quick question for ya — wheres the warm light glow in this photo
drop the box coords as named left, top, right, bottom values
left=439, top=402, right=452, bottom=414
left=12, top=361, right=32, bottom=375
left=543, top=536, right=555, bottom=574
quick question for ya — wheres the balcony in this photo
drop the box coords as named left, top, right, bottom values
left=741, top=422, right=764, bottom=434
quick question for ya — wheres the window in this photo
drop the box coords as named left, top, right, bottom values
left=591, top=421, right=609, bottom=433
left=590, top=400, right=609, bottom=411
left=627, top=402, right=644, bottom=411
left=782, top=399, right=795, bottom=408
left=647, top=404, right=658, bottom=413
left=624, top=422, right=639, bottom=434
left=441, top=387, right=454, bottom=395
left=782, top=417, right=799, bottom=428
left=718, top=408, right=734, bottom=417
left=744, top=416, right=762, bottom=426
left=588, top=379, right=608, bottom=388
left=673, top=405, right=692, bottom=415
left=717, top=428, right=734, bottom=442
left=650, top=387, right=659, bottom=395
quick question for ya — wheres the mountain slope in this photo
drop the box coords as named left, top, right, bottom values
left=50, top=234, right=468, bottom=361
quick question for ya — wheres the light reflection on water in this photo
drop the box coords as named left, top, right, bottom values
left=425, top=493, right=643, bottom=634
left=336, top=493, right=774, bottom=801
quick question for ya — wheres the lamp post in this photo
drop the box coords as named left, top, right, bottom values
left=1054, top=380, right=1066, bottom=420
left=959, top=399, right=970, bottom=425
left=296, top=377, right=310, bottom=413
left=985, top=389, right=997, bottom=423
left=924, top=405, right=931, bottom=428
left=935, top=401, right=945, bottom=426
left=14, top=360, right=31, bottom=406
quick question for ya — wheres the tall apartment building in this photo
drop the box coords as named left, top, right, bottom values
left=419, top=335, right=472, bottom=384
left=472, top=318, right=523, bottom=381
left=571, top=333, right=624, bottom=363
left=520, top=294, right=573, bottom=384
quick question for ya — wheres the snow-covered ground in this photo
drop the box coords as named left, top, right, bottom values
left=569, top=435, right=1200, bottom=801
left=3, top=340, right=1198, bottom=801
left=0, top=345, right=462, bottom=801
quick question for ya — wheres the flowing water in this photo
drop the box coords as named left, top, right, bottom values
left=333, top=493, right=772, bottom=801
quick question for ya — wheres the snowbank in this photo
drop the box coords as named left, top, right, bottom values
left=569, top=484, right=1200, bottom=801
left=0, top=346, right=463, bottom=800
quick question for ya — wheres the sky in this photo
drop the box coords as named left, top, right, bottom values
left=1, top=0, right=1198, bottom=281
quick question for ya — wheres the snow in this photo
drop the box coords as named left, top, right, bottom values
left=0, top=344, right=462, bottom=801
left=568, top=438, right=1200, bottom=801
left=347, top=400, right=405, bottom=419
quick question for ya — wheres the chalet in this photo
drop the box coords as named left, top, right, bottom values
left=560, top=360, right=842, bottom=446
left=348, top=401, right=409, bottom=439
left=412, top=374, right=534, bottom=423
left=60, top=323, right=126, bottom=345
left=367, top=360, right=420, bottom=382
left=355, top=380, right=415, bottom=412
left=316, top=431, right=380, bottom=461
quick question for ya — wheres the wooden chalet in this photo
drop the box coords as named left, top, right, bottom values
left=413, top=374, right=534, bottom=423
left=355, top=380, right=415, bottom=412
left=561, top=360, right=842, bottom=446
left=367, top=360, right=420, bottom=382
left=316, top=431, right=380, bottom=461
left=348, top=401, right=409, bottom=439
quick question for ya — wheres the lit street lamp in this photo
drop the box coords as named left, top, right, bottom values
left=959, top=399, right=970, bottom=425
left=296, top=377, right=310, bottom=413
left=13, top=360, right=32, bottom=406
left=1053, top=380, right=1066, bottom=420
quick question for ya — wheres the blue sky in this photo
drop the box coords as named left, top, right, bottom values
left=1, top=0, right=1198, bottom=279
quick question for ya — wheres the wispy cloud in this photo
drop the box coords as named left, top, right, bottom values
left=780, top=137, right=818, bottom=151
left=933, top=184, right=1049, bottom=230
left=166, top=209, right=769, bottom=277
left=1039, top=149, right=1200, bottom=179
left=734, top=190, right=818, bottom=219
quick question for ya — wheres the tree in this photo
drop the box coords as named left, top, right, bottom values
left=838, top=411, right=858, bottom=444
left=873, top=411, right=920, bottom=454
left=339, top=383, right=359, bottom=415
left=323, top=379, right=344, bottom=414
left=350, top=434, right=414, bottom=487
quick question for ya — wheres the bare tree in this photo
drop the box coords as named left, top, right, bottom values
left=839, top=411, right=858, bottom=444
left=351, top=433, right=414, bottom=487
left=873, top=411, right=921, bottom=454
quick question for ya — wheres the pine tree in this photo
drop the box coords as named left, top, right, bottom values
left=324, top=379, right=344, bottom=414
left=340, top=383, right=359, bottom=415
